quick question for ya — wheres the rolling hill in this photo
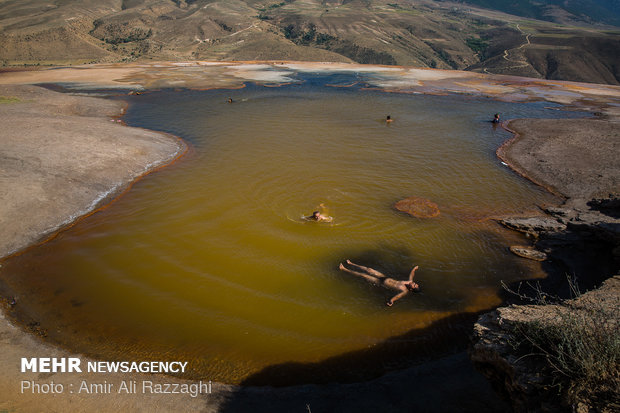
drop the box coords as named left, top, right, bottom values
left=455, top=0, right=620, bottom=27
left=0, top=0, right=618, bottom=84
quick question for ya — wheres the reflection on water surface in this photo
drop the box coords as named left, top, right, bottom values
left=1, top=74, right=582, bottom=383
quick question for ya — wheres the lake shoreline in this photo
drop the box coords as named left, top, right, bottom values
left=474, top=97, right=620, bottom=410
left=498, top=117, right=620, bottom=202
left=496, top=115, right=619, bottom=294
left=1, top=62, right=619, bottom=412
left=0, top=84, right=188, bottom=260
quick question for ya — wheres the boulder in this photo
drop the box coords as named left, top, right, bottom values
left=394, top=196, right=440, bottom=218
left=509, top=246, right=547, bottom=261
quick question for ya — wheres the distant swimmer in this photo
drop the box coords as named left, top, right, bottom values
left=386, top=115, right=393, bottom=123
left=492, top=113, right=500, bottom=123
left=228, top=97, right=234, bottom=103
left=339, top=260, right=420, bottom=306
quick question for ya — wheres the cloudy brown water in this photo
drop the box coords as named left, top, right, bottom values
left=0, top=75, right=582, bottom=383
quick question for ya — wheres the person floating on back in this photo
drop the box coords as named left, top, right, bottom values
left=339, top=260, right=420, bottom=306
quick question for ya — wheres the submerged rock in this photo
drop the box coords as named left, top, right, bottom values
left=509, top=246, right=547, bottom=261
left=394, top=196, right=440, bottom=218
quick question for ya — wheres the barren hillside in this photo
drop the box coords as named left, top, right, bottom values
left=0, top=0, right=618, bottom=84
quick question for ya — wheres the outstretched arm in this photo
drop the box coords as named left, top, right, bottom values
left=387, top=290, right=409, bottom=306
left=408, top=265, right=419, bottom=282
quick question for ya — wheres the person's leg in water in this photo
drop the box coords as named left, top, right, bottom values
left=345, top=260, right=387, bottom=278
left=339, top=263, right=382, bottom=286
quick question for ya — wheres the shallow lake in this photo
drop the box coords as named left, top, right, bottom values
left=1, top=73, right=583, bottom=383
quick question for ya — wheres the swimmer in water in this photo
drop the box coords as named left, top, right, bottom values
left=339, top=260, right=420, bottom=306
left=306, top=210, right=332, bottom=222
left=386, top=115, right=393, bottom=123
left=305, top=203, right=333, bottom=222
left=492, top=113, right=500, bottom=123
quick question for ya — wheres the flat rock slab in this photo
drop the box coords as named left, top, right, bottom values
left=501, top=119, right=620, bottom=200
left=394, top=196, right=440, bottom=218
left=499, top=216, right=566, bottom=234
left=0, top=85, right=184, bottom=258
left=509, top=246, right=547, bottom=261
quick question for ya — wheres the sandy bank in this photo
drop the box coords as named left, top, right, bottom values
left=0, top=84, right=185, bottom=258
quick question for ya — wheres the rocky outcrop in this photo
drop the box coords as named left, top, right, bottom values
left=499, top=216, right=566, bottom=236
left=394, top=196, right=440, bottom=218
left=498, top=196, right=620, bottom=271
left=470, top=306, right=561, bottom=412
left=474, top=196, right=620, bottom=411
left=470, top=276, right=620, bottom=413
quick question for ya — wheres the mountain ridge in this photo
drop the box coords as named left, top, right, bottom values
left=0, top=0, right=618, bottom=85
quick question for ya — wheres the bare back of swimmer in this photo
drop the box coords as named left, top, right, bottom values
left=339, top=260, right=419, bottom=306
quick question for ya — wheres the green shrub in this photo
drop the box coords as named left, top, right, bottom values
left=465, top=37, right=489, bottom=56
left=0, top=96, right=19, bottom=104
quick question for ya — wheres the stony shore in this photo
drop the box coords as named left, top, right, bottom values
left=469, top=112, right=620, bottom=410
left=1, top=62, right=620, bottom=412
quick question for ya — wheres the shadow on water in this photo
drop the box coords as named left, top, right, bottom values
left=236, top=311, right=482, bottom=386
left=211, top=229, right=530, bottom=412
left=501, top=230, right=619, bottom=303
left=213, top=311, right=510, bottom=412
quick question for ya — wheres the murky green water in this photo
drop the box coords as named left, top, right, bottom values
left=1, top=74, right=581, bottom=383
